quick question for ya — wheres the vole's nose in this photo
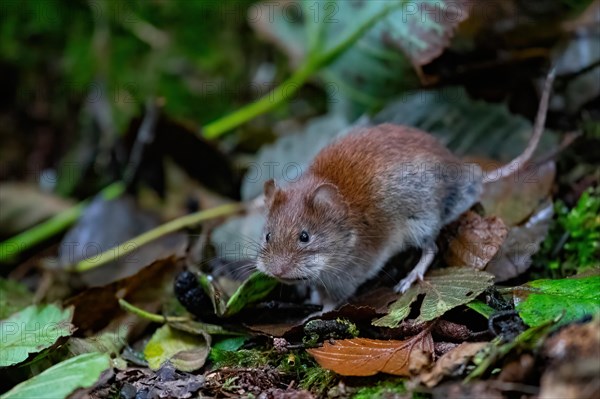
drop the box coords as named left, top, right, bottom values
left=268, top=258, right=294, bottom=278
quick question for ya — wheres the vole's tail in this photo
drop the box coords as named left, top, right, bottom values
left=482, top=69, right=556, bottom=184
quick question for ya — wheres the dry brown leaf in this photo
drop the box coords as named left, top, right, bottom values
left=539, top=319, right=600, bottom=399
left=486, top=199, right=553, bottom=282
left=543, top=318, right=600, bottom=361
left=497, top=354, right=535, bottom=383
left=480, top=161, right=555, bottom=226
left=59, top=195, right=187, bottom=286
left=65, top=256, right=183, bottom=334
left=307, top=329, right=434, bottom=377
left=113, top=363, right=204, bottom=399
left=0, top=183, right=73, bottom=236
left=246, top=323, right=299, bottom=338
left=471, top=155, right=555, bottom=282
left=420, top=342, right=488, bottom=387
left=444, top=211, right=508, bottom=270
left=432, top=381, right=504, bottom=399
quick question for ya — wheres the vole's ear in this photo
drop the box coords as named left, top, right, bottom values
left=264, top=179, right=276, bottom=207
left=309, top=183, right=346, bottom=213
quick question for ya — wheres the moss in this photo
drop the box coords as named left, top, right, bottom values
left=279, top=351, right=335, bottom=392
left=208, top=343, right=339, bottom=394
left=299, top=363, right=336, bottom=393
left=209, top=348, right=269, bottom=369
left=538, top=187, right=600, bottom=277
left=351, top=378, right=407, bottom=399
left=339, top=317, right=360, bottom=337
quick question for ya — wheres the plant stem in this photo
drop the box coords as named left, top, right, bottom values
left=0, top=182, right=125, bottom=264
left=202, top=1, right=403, bottom=139
left=119, top=299, right=244, bottom=336
left=203, top=62, right=316, bottom=139
left=74, top=202, right=243, bottom=272
left=315, top=2, right=403, bottom=67
left=118, top=298, right=189, bottom=323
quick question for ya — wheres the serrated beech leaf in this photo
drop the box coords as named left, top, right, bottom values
left=307, top=329, right=433, bottom=376
left=373, top=268, right=494, bottom=328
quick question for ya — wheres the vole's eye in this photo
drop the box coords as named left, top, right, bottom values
left=299, top=231, right=310, bottom=243
left=266, top=233, right=271, bottom=243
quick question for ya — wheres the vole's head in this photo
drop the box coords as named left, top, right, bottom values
left=256, top=178, right=355, bottom=283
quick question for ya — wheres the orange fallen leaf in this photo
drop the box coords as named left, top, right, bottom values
left=445, top=211, right=508, bottom=270
left=307, top=329, right=434, bottom=376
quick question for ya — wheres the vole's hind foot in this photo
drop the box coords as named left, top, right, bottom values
left=395, top=270, right=422, bottom=293
left=394, top=243, right=437, bottom=293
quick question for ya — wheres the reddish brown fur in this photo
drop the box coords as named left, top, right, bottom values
left=258, top=124, right=482, bottom=302
left=308, top=124, right=466, bottom=251
left=258, top=70, right=554, bottom=304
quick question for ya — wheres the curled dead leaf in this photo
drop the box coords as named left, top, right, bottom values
left=486, top=200, right=553, bottom=282
left=444, top=211, right=508, bottom=270
left=420, top=342, right=488, bottom=387
left=385, top=0, right=472, bottom=66
left=307, top=329, right=434, bottom=377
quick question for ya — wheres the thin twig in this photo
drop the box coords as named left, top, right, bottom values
left=73, top=202, right=244, bottom=272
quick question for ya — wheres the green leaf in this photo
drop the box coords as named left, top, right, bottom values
left=371, top=285, right=420, bottom=328
left=514, top=274, right=600, bottom=327
left=223, top=271, right=279, bottom=317
left=212, top=336, right=248, bottom=352
left=417, top=269, right=494, bottom=322
left=373, top=87, right=557, bottom=162
left=0, top=304, right=73, bottom=367
left=466, top=300, right=495, bottom=319
left=169, top=319, right=242, bottom=336
left=144, top=325, right=210, bottom=372
left=373, top=268, right=494, bottom=328
left=197, top=272, right=228, bottom=317
left=250, top=0, right=469, bottom=112
left=66, top=329, right=129, bottom=358
left=0, top=352, right=110, bottom=399
left=0, top=278, right=32, bottom=319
